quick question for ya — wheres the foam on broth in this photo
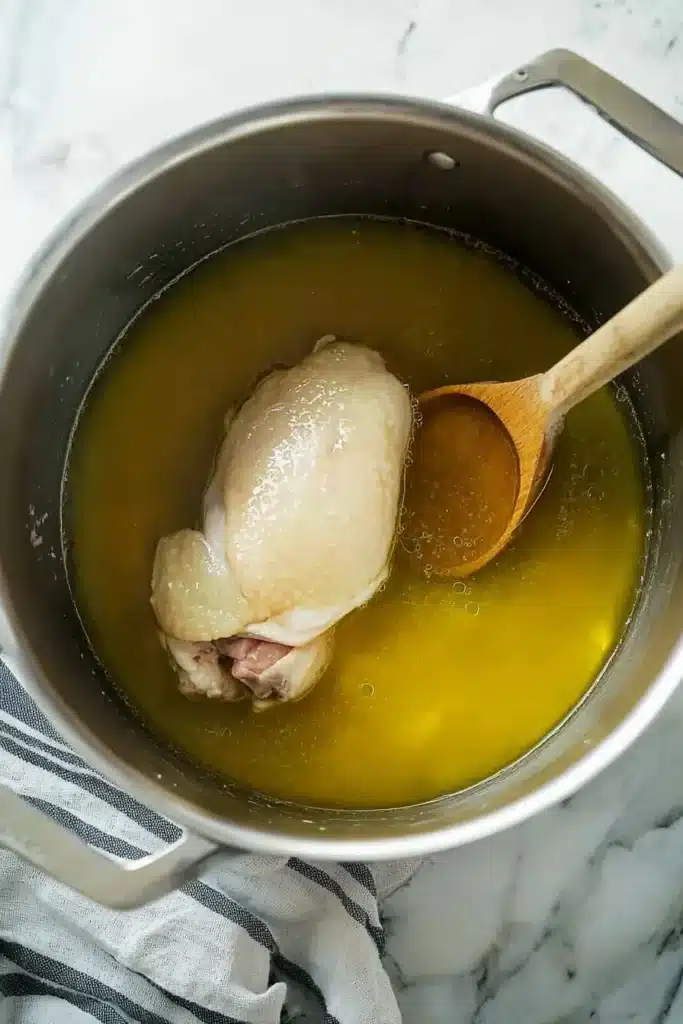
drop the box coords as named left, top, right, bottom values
left=67, top=217, right=646, bottom=809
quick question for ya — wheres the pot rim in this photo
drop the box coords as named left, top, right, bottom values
left=1, top=91, right=679, bottom=859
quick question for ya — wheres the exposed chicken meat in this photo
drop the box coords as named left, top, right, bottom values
left=216, top=637, right=292, bottom=675
left=151, top=337, right=412, bottom=708
left=218, top=632, right=335, bottom=708
left=161, top=635, right=246, bottom=701
left=161, top=631, right=334, bottom=708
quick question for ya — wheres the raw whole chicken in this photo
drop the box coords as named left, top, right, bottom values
left=151, top=337, right=412, bottom=709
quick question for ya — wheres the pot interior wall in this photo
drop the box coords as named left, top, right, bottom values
left=1, top=99, right=682, bottom=846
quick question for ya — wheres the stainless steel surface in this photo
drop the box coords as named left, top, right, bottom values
left=1, top=51, right=683, bottom=906
left=0, top=608, right=17, bottom=661
left=488, top=48, right=683, bottom=178
left=0, top=783, right=219, bottom=908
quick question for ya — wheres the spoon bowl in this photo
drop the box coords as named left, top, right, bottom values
left=415, top=264, right=683, bottom=577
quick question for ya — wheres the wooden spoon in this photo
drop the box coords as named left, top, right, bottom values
left=414, top=264, right=683, bottom=578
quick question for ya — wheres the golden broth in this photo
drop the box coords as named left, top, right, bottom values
left=67, top=217, right=646, bottom=809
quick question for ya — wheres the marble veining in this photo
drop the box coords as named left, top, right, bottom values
left=384, top=687, right=683, bottom=1021
left=2, top=1, right=683, bottom=1021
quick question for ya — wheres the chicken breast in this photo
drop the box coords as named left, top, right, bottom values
left=151, top=337, right=412, bottom=707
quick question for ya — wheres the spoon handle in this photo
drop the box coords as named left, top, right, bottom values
left=540, top=264, right=683, bottom=418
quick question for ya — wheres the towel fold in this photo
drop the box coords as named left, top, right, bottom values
left=0, top=661, right=419, bottom=1024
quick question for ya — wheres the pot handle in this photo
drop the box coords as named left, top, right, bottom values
left=0, top=616, right=224, bottom=907
left=0, top=777, right=220, bottom=908
left=473, top=48, right=683, bottom=179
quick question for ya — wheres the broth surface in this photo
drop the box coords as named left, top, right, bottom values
left=68, top=218, right=646, bottom=808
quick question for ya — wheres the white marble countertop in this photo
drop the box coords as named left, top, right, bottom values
left=3, top=1, right=683, bottom=1022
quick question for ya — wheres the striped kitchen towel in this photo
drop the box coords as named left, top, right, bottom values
left=0, top=662, right=419, bottom=1024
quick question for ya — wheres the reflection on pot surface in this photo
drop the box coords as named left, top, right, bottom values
left=66, top=217, right=647, bottom=809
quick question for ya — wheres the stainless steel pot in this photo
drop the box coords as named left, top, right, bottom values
left=1, top=50, right=683, bottom=908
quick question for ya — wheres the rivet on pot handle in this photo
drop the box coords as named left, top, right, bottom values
left=0, top=780, right=220, bottom=908
left=458, top=48, right=683, bottom=179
